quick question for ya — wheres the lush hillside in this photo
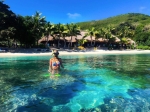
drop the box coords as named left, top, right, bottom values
left=77, top=13, right=150, bottom=30
left=76, top=13, right=150, bottom=49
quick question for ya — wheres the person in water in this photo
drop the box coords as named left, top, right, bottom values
left=48, top=49, right=64, bottom=78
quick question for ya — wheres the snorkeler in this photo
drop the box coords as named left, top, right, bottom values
left=48, top=49, right=64, bottom=78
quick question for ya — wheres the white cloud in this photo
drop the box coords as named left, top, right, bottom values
left=67, top=13, right=81, bottom=19
left=139, top=6, right=146, bottom=12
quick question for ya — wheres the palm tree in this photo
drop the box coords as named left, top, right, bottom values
left=86, top=27, right=98, bottom=46
left=117, top=22, right=135, bottom=41
left=93, top=31, right=100, bottom=46
left=54, top=23, right=68, bottom=48
left=99, top=28, right=107, bottom=42
left=32, top=11, right=46, bottom=46
left=78, top=36, right=87, bottom=46
left=43, top=22, right=55, bottom=44
left=106, top=27, right=114, bottom=41
left=66, top=23, right=80, bottom=48
left=117, top=24, right=134, bottom=49
left=100, top=26, right=116, bottom=49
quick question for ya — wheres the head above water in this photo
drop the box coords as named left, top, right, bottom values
left=52, top=50, right=59, bottom=57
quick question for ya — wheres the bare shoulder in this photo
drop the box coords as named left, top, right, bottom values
left=50, top=58, right=54, bottom=61
left=58, top=58, right=62, bottom=61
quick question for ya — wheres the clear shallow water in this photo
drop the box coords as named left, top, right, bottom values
left=0, top=54, right=150, bottom=112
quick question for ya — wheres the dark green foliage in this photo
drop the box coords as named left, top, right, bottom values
left=0, top=1, right=16, bottom=29
left=0, top=1, right=17, bottom=47
left=1, top=1, right=150, bottom=49
left=137, top=45, right=150, bottom=50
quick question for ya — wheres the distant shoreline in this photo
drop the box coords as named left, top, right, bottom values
left=0, top=49, right=150, bottom=57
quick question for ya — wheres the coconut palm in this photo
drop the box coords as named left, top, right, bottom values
left=116, top=23, right=135, bottom=49
left=93, top=31, right=100, bottom=46
left=117, top=22, right=135, bottom=39
left=43, top=22, right=55, bottom=43
left=54, top=23, right=68, bottom=48
left=32, top=11, right=46, bottom=46
left=78, top=34, right=87, bottom=46
left=86, top=27, right=98, bottom=46
left=98, top=28, right=107, bottom=42
left=106, top=26, right=114, bottom=41
left=78, top=39, right=87, bottom=46
left=66, top=23, right=80, bottom=48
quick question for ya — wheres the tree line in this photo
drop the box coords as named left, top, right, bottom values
left=0, top=1, right=82, bottom=48
left=0, top=1, right=150, bottom=49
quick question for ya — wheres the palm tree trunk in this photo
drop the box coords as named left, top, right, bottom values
left=93, top=40, right=96, bottom=46
left=57, top=37, right=60, bottom=48
left=63, top=39, right=66, bottom=48
left=46, top=35, right=48, bottom=43
left=90, top=36, right=92, bottom=46
left=70, top=36, right=72, bottom=47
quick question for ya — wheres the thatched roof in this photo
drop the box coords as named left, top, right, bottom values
left=65, top=31, right=88, bottom=41
left=84, top=36, right=95, bottom=41
left=97, top=38, right=108, bottom=42
left=127, top=38, right=136, bottom=44
left=77, top=31, right=88, bottom=40
left=115, top=37, right=121, bottom=42
left=65, top=36, right=77, bottom=42
left=64, top=31, right=88, bottom=42
left=38, top=32, right=123, bottom=44
left=111, top=35, right=120, bottom=42
left=38, top=35, right=53, bottom=43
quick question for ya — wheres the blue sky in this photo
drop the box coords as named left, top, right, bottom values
left=4, top=0, right=150, bottom=24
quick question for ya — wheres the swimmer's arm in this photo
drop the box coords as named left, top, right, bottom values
left=49, top=59, right=53, bottom=71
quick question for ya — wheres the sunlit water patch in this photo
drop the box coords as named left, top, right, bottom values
left=0, top=54, right=150, bottom=112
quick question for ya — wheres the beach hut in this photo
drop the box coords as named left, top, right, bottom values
left=38, top=35, right=54, bottom=44
left=97, top=38, right=109, bottom=42
left=76, top=31, right=87, bottom=40
left=127, top=38, right=136, bottom=48
left=115, top=37, right=121, bottom=43
left=127, top=38, right=135, bottom=44
left=65, top=36, right=77, bottom=43
left=110, top=35, right=121, bottom=43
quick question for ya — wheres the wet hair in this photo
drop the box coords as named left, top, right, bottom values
left=52, top=50, right=59, bottom=57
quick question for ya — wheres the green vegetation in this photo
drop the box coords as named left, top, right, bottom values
left=77, top=13, right=150, bottom=30
left=0, top=2, right=80, bottom=48
left=0, top=1, right=150, bottom=49
left=77, top=13, right=150, bottom=49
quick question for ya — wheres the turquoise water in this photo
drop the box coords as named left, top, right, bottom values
left=0, top=54, right=150, bottom=112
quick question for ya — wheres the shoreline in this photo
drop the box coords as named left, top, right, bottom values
left=0, top=49, right=150, bottom=57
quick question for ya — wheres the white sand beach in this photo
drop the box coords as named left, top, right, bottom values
left=0, top=49, right=150, bottom=57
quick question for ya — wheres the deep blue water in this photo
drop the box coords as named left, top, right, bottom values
left=0, top=54, right=150, bottom=112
